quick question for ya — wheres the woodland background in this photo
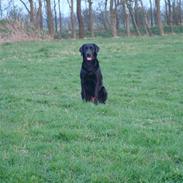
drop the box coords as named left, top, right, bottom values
left=0, top=0, right=183, bottom=41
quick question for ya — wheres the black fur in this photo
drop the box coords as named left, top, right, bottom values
left=79, top=43, right=107, bottom=104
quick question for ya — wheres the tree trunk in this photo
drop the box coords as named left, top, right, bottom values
left=181, top=0, right=182, bottom=24
left=20, top=0, right=35, bottom=25
left=28, top=0, right=34, bottom=23
left=77, top=0, right=84, bottom=38
left=88, top=0, right=94, bottom=37
left=126, top=1, right=141, bottom=36
left=110, top=0, right=117, bottom=37
left=155, top=0, right=164, bottom=35
left=134, top=0, right=140, bottom=27
left=58, top=0, right=62, bottom=34
left=167, top=0, right=174, bottom=33
left=104, top=0, right=109, bottom=30
left=46, top=0, right=54, bottom=36
left=71, top=0, right=76, bottom=38
left=178, top=0, right=182, bottom=24
left=0, top=0, right=2, bottom=18
left=123, top=1, right=130, bottom=36
left=149, top=0, right=154, bottom=27
left=139, top=0, right=152, bottom=36
left=37, top=0, right=43, bottom=30
left=67, top=0, right=76, bottom=38
left=54, top=0, right=58, bottom=33
left=165, top=0, right=169, bottom=24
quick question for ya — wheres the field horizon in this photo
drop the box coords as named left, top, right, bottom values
left=0, top=35, right=183, bottom=183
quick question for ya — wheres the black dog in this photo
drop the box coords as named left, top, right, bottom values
left=79, top=43, right=107, bottom=104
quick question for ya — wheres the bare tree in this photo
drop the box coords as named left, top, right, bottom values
left=179, top=0, right=182, bottom=24
left=123, top=1, right=131, bottom=36
left=58, top=0, right=62, bottom=34
left=175, top=0, right=182, bottom=24
left=5, top=0, right=183, bottom=38
left=36, top=0, right=43, bottom=30
left=67, top=0, right=76, bottom=38
left=54, top=0, right=58, bottom=32
left=155, top=0, right=164, bottom=35
left=19, top=0, right=34, bottom=23
left=0, top=0, right=2, bottom=18
left=139, top=0, right=152, bottom=36
left=104, top=0, right=110, bottom=30
left=167, top=0, right=174, bottom=33
left=149, top=0, right=154, bottom=27
left=88, top=0, right=94, bottom=37
left=126, top=0, right=141, bottom=36
left=110, top=0, right=117, bottom=37
left=46, top=0, right=54, bottom=35
left=29, top=0, right=34, bottom=23
left=77, top=0, right=84, bottom=38
left=134, top=0, right=140, bottom=27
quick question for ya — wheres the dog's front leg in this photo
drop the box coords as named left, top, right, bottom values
left=81, top=80, right=87, bottom=101
left=94, top=69, right=103, bottom=104
left=80, top=72, right=87, bottom=101
left=94, top=74, right=100, bottom=104
left=94, top=87, right=99, bottom=104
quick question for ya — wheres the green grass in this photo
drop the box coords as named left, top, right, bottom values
left=0, top=35, right=183, bottom=183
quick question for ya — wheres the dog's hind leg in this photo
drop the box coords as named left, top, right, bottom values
left=98, top=86, right=107, bottom=104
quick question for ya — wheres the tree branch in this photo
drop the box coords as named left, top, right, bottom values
left=19, top=0, right=30, bottom=14
left=66, top=0, right=71, bottom=9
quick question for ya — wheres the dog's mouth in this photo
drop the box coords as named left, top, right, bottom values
left=86, top=56, right=92, bottom=61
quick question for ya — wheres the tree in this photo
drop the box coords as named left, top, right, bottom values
left=134, top=0, right=140, bottom=27
left=167, top=0, right=174, bottom=33
left=179, top=0, right=182, bottom=24
left=172, top=0, right=182, bottom=25
left=54, top=0, right=58, bottom=32
left=19, top=0, right=35, bottom=23
left=139, top=0, right=152, bottom=36
left=110, top=0, right=117, bottom=37
left=155, top=0, right=164, bottom=35
left=29, top=0, right=34, bottom=23
left=126, top=0, right=141, bottom=36
left=77, top=0, right=84, bottom=38
left=46, top=0, right=54, bottom=35
left=36, top=0, right=43, bottom=30
left=149, top=0, right=154, bottom=27
left=0, top=0, right=2, bottom=18
left=122, top=0, right=131, bottom=36
left=88, top=0, right=94, bottom=37
left=67, top=0, right=76, bottom=38
left=104, top=0, right=110, bottom=30
left=58, top=0, right=62, bottom=34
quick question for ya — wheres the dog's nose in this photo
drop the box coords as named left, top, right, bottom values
left=87, top=53, right=91, bottom=57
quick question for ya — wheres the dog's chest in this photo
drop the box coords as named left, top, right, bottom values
left=85, top=72, right=96, bottom=83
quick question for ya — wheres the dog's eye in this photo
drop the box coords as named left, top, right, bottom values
left=90, top=46, right=93, bottom=50
left=85, top=46, right=88, bottom=50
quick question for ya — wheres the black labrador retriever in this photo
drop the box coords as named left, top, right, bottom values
left=79, top=43, right=107, bottom=104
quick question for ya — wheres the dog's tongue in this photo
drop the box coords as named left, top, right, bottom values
left=87, top=57, right=92, bottom=61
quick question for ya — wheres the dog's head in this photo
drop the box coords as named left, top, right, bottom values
left=79, top=43, right=100, bottom=61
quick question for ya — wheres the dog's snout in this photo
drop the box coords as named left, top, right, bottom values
left=87, top=53, right=91, bottom=57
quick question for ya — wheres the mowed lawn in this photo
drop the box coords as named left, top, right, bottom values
left=0, top=35, right=183, bottom=183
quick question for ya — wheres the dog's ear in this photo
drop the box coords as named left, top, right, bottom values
left=79, top=45, right=84, bottom=55
left=93, top=44, right=100, bottom=53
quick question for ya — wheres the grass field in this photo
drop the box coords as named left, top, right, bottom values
left=0, top=35, right=183, bottom=183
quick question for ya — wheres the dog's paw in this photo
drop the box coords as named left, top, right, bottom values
left=91, top=97, right=98, bottom=105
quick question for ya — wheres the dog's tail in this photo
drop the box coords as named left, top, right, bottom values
left=98, top=86, right=107, bottom=104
